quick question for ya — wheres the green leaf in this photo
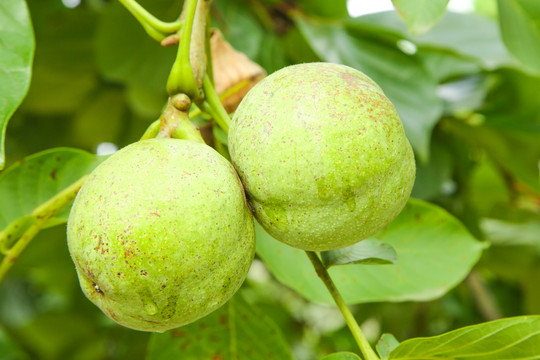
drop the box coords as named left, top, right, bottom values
left=321, top=352, right=362, bottom=360
left=256, top=199, right=485, bottom=304
left=146, top=295, right=293, bottom=360
left=321, top=239, right=397, bottom=267
left=389, top=316, right=540, bottom=359
left=481, top=219, right=540, bottom=251
left=437, top=76, right=493, bottom=115
left=296, top=16, right=443, bottom=161
left=444, top=117, right=540, bottom=194
left=282, top=28, right=321, bottom=64
left=0, top=148, right=104, bottom=231
left=377, top=333, right=400, bottom=360
left=392, top=0, right=449, bottom=35
left=497, top=0, right=540, bottom=73
left=0, top=0, right=35, bottom=169
left=410, top=13, right=517, bottom=71
left=360, top=12, right=518, bottom=71
left=419, top=49, right=482, bottom=82
left=256, top=33, right=289, bottom=74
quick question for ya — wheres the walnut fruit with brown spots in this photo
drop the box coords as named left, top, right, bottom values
left=67, top=139, right=255, bottom=332
left=228, top=63, right=415, bottom=251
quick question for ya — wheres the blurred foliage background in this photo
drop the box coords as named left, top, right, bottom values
left=1, top=0, right=540, bottom=359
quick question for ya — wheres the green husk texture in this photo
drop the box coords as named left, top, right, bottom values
left=67, top=139, right=255, bottom=332
left=229, top=63, right=415, bottom=251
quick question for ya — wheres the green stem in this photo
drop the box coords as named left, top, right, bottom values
left=118, top=0, right=182, bottom=40
left=178, top=0, right=199, bottom=62
left=305, top=251, right=380, bottom=360
left=198, top=27, right=232, bottom=133
left=139, top=100, right=207, bottom=142
left=140, top=119, right=161, bottom=140
left=170, top=118, right=205, bottom=143
left=205, top=20, right=214, bottom=85
left=0, top=176, right=88, bottom=283
left=467, top=271, right=502, bottom=321
left=0, top=215, right=37, bottom=254
left=189, top=106, right=203, bottom=119
left=167, top=0, right=204, bottom=98
left=200, top=74, right=230, bottom=133
left=158, top=97, right=205, bottom=143
left=228, top=298, right=238, bottom=358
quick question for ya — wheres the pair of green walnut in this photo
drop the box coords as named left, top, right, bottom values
left=67, top=63, right=416, bottom=332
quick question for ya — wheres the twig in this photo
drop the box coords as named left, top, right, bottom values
left=0, top=176, right=88, bottom=283
left=305, top=251, right=380, bottom=360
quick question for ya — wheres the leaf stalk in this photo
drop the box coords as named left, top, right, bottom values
left=305, top=251, right=381, bottom=360
left=0, top=175, right=88, bottom=283
left=117, top=0, right=182, bottom=41
left=166, top=0, right=208, bottom=98
left=199, top=74, right=230, bottom=133
left=157, top=96, right=205, bottom=143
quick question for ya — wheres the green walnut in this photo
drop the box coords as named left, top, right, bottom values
left=228, top=62, right=415, bottom=251
left=67, top=138, right=255, bottom=332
